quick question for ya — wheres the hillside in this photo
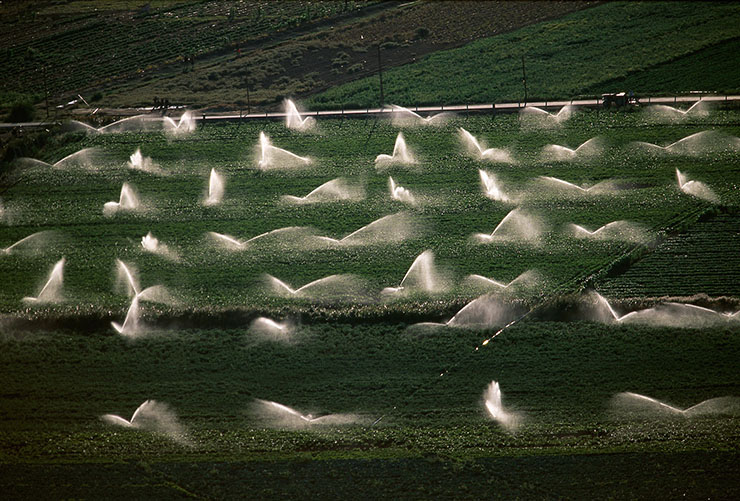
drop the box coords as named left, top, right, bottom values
left=308, top=1, right=740, bottom=109
left=0, top=1, right=592, bottom=115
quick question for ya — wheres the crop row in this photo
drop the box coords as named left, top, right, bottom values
left=597, top=211, right=740, bottom=298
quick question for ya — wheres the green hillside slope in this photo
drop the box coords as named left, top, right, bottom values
left=308, top=1, right=740, bottom=109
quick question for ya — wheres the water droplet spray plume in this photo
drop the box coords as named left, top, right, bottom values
left=375, top=132, right=417, bottom=166
left=257, top=132, right=312, bottom=169
left=22, top=258, right=65, bottom=304
left=204, top=168, right=225, bottom=205
left=284, top=99, right=316, bottom=131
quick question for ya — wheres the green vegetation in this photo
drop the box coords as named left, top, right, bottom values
left=2, top=110, right=739, bottom=319
left=3, top=98, right=37, bottom=121
left=599, top=211, right=740, bottom=297
left=0, top=108, right=740, bottom=499
left=2, top=98, right=740, bottom=498
left=1, top=318, right=739, bottom=497
left=309, top=2, right=740, bottom=109
left=583, top=36, right=740, bottom=96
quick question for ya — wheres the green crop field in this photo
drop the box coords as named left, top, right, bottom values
left=1, top=109, right=739, bottom=318
left=1, top=104, right=740, bottom=497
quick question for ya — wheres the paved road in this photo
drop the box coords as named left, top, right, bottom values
left=3, top=94, right=739, bottom=129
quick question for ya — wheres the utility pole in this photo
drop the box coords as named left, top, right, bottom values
left=377, top=44, right=384, bottom=108
left=246, top=81, right=251, bottom=115
left=521, top=55, right=528, bottom=105
left=43, top=65, right=49, bottom=118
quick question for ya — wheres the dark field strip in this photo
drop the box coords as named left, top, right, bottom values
left=0, top=1, right=378, bottom=101
left=3, top=451, right=739, bottom=500
left=1, top=321, right=737, bottom=449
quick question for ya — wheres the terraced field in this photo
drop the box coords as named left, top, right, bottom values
left=1, top=106, right=739, bottom=497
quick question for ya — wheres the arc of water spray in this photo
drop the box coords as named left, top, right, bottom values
left=2, top=231, right=52, bottom=254
left=571, top=223, right=610, bottom=236
left=521, top=105, right=574, bottom=123
left=459, top=128, right=513, bottom=162
left=96, top=114, right=159, bottom=133
left=116, top=259, right=140, bottom=297
left=112, top=296, right=140, bottom=334
left=257, top=132, right=312, bottom=169
left=101, top=399, right=190, bottom=444
left=375, top=132, right=416, bottom=165
left=648, top=100, right=707, bottom=120
left=673, top=302, right=736, bottom=318
left=112, top=260, right=174, bottom=335
left=569, top=221, right=648, bottom=243
left=251, top=317, right=293, bottom=338
left=483, top=380, right=521, bottom=431
left=675, top=168, right=719, bottom=202
left=282, top=178, right=362, bottom=204
left=539, top=176, right=593, bottom=192
left=541, top=138, right=600, bottom=161
left=284, top=99, right=316, bottom=131
left=389, top=104, right=449, bottom=126
left=208, top=232, right=245, bottom=248
left=613, top=392, right=740, bottom=417
left=266, top=274, right=344, bottom=296
left=205, top=168, right=225, bottom=205
left=465, top=270, right=538, bottom=290
left=382, top=250, right=442, bottom=294
left=18, top=148, right=100, bottom=169
left=104, top=183, right=140, bottom=214
left=389, top=177, right=415, bottom=204
left=209, top=226, right=310, bottom=249
left=101, top=399, right=151, bottom=428
left=314, top=213, right=412, bottom=246
left=22, top=258, right=65, bottom=303
left=475, top=208, right=535, bottom=242
left=479, top=170, right=512, bottom=202
left=253, top=398, right=365, bottom=428
left=593, top=292, right=641, bottom=323
left=163, top=111, right=196, bottom=135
